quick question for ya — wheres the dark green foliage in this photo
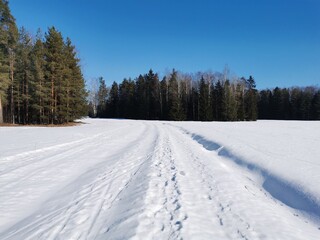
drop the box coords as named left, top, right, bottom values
left=160, top=77, right=168, bottom=120
left=106, top=81, right=119, bottom=118
left=98, top=68, right=318, bottom=121
left=118, top=78, right=135, bottom=119
left=245, top=76, right=258, bottom=121
left=236, top=80, right=245, bottom=121
left=96, top=77, right=108, bottom=118
left=30, top=31, right=47, bottom=124
left=199, top=76, right=212, bottom=121
left=223, top=80, right=237, bottom=121
left=257, top=86, right=320, bottom=120
left=0, top=0, right=18, bottom=123
left=145, top=69, right=161, bottom=120
left=15, top=27, right=33, bottom=124
left=168, top=70, right=185, bottom=121
left=135, top=75, right=147, bottom=119
left=213, top=80, right=224, bottom=121
left=0, top=3, right=88, bottom=125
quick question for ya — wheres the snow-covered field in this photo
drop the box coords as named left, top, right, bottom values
left=0, top=118, right=320, bottom=240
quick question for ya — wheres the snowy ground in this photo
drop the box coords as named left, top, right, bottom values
left=0, top=118, right=320, bottom=240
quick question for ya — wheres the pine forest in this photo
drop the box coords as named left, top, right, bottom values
left=0, top=0, right=87, bottom=124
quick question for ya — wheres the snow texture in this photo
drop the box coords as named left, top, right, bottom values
left=0, top=119, right=319, bottom=239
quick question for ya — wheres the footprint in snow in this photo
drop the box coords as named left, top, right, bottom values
left=179, top=171, right=186, bottom=176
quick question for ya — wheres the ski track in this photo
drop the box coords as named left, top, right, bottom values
left=0, top=120, right=320, bottom=240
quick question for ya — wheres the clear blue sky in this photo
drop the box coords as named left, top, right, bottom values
left=9, top=0, right=320, bottom=89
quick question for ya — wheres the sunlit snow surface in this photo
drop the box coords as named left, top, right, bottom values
left=0, top=119, right=319, bottom=239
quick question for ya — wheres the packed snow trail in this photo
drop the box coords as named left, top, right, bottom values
left=0, top=119, right=319, bottom=239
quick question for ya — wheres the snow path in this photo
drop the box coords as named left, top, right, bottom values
left=0, top=119, right=319, bottom=239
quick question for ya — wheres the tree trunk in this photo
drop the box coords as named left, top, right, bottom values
left=10, top=49, right=15, bottom=124
left=0, top=96, right=3, bottom=124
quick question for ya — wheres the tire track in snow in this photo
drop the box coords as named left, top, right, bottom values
left=0, top=122, right=157, bottom=240
left=168, top=124, right=320, bottom=239
left=0, top=125, right=130, bottom=176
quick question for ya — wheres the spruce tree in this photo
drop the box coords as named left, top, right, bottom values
left=135, top=74, right=147, bottom=119
left=145, top=69, right=160, bottom=119
left=311, top=90, right=320, bottom=120
left=160, top=77, right=168, bottom=120
left=236, top=80, right=246, bottom=120
left=199, top=76, right=212, bottom=121
left=107, top=81, right=119, bottom=118
left=245, top=76, right=257, bottom=121
left=214, top=80, right=224, bottom=121
left=223, top=80, right=237, bottom=121
left=168, top=69, right=185, bottom=120
left=96, top=77, right=108, bottom=117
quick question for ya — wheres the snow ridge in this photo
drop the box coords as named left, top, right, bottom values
left=176, top=125, right=320, bottom=222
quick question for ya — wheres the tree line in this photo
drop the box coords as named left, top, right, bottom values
left=0, top=0, right=87, bottom=124
left=89, top=69, right=258, bottom=121
left=89, top=69, right=320, bottom=121
left=258, top=86, right=320, bottom=120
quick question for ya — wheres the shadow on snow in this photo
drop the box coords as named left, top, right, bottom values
left=184, top=129, right=320, bottom=221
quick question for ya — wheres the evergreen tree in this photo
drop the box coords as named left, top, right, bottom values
left=222, top=80, right=237, bottom=121
left=270, top=87, right=282, bottom=119
left=245, top=76, right=257, bottom=121
left=119, top=78, right=135, bottom=119
left=311, top=90, right=320, bottom=120
left=168, top=69, right=185, bottom=120
left=96, top=77, right=108, bottom=118
left=199, top=76, right=212, bottom=121
left=0, top=0, right=18, bottom=123
left=15, top=27, right=33, bottom=124
left=258, top=89, right=271, bottom=119
left=44, top=27, right=65, bottom=124
left=213, top=80, right=224, bottom=121
left=236, top=80, right=246, bottom=120
left=135, top=74, right=147, bottom=119
left=107, top=81, right=119, bottom=118
left=30, top=30, right=47, bottom=124
left=191, top=84, right=199, bottom=121
left=145, top=69, right=160, bottom=119
left=160, top=77, right=168, bottom=120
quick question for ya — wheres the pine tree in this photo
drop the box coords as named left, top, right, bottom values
left=15, top=27, right=33, bottom=124
left=119, top=78, right=135, bottom=119
left=107, top=81, right=119, bottom=118
left=160, top=77, right=168, bottom=120
left=222, top=80, right=237, bottom=121
left=63, top=37, right=87, bottom=122
left=245, top=76, right=257, bottom=121
left=96, top=77, right=108, bottom=118
left=0, top=0, right=18, bottom=123
left=30, top=30, right=47, bottom=124
left=236, top=80, right=246, bottom=120
left=199, top=76, right=212, bottom=121
left=135, top=74, right=147, bottom=119
left=145, top=69, right=160, bottom=119
left=168, top=69, right=185, bottom=120
left=44, top=27, right=65, bottom=124
left=311, top=90, right=320, bottom=120
left=258, top=89, right=271, bottom=119
left=213, top=80, right=224, bottom=121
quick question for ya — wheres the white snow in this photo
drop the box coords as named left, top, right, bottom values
left=0, top=118, right=319, bottom=239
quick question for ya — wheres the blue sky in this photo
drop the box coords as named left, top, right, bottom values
left=9, top=0, right=320, bottom=89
